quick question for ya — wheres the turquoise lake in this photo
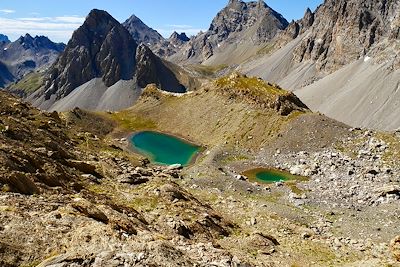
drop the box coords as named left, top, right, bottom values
left=242, top=168, right=309, bottom=184
left=130, top=131, right=200, bottom=166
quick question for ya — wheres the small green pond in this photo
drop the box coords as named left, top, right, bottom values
left=130, top=131, right=201, bottom=166
left=242, top=168, right=308, bottom=184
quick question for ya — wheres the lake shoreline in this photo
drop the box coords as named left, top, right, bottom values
left=128, top=130, right=204, bottom=166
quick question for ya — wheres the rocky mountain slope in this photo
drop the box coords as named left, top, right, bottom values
left=22, top=9, right=191, bottom=112
left=0, top=34, right=65, bottom=87
left=0, top=34, right=10, bottom=43
left=0, top=90, right=242, bottom=266
left=169, top=0, right=288, bottom=65
left=240, top=0, right=400, bottom=130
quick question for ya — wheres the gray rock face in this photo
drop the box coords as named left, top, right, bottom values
left=0, top=34, right=65, bottom=87
left=122, top=15, right=165, bottom=46
left=209, top=0, right=288, bottom=44
left=135, top=44, right=186, bottom=93
left=169, top=32, right=190, bottom=45
left=43, top=9, right=138, bottom=100
left=170, top=0, right=288, bottom=63
left=286, top=0, right=400, bottom=72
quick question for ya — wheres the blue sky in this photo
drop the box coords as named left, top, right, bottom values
left=0, top=0, right=322, bottom=43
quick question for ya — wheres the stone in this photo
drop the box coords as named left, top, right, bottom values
left=390, top=236, right=400, bottom=261
left=166, top=164, right=182, bottom=170
left=235, top=175, right=246, bottom=181
left=72, top=200, right=109, bottom=224
left=66, top=160, right=97, bottom=175
left=290, top=165, right=305, bottom=176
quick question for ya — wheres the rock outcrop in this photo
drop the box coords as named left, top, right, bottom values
left=135, top=44, right=186, bottom=93
left=282, top=0, right=400, bottom=72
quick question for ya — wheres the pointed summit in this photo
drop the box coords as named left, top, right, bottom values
left=301, top=7, right=314, bottom=28
left=43, top=9, right=138, bottom=99
left=123, top=14, right=164, bottom=45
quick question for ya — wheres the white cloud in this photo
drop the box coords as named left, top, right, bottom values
left=0, top=16, right=84, bottom=42
left=167, top=24, right=194, bottom=29
left=0, top=9, right=15, bottom=14
left=17, top=16, right=85, bottom=23
left=54, top=16, right=85, bottom=23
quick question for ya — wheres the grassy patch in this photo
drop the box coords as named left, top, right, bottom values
left=214, top=74, right=297, bottom=110
left=376, top=132, right=400, bottom=166
left=287, top=182, right=306, bottom=195
left=220, top=154, right=251, bottom=164
left=107, top=110, right=156, bottom=131
left=215, top=75, right=287, bottom=97
left=8, top=72, right=43, bottom=94
left=189, top=64, right=228, bottom=76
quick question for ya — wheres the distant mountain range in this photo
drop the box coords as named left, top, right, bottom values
left=26, top=9, right=193, bottom=111
left=168, top=0, right=289, bottom=65
left=0, top=34, right=65, bottom=87
left=7, top=0, right=400, bottom=130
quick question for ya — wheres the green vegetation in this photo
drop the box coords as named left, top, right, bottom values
left=8, top=72, right=44, bottom=94
left=242, top=168, right=309, bottom=184
left=107, top=110, right=156, bottom=131
left=189, top=64, right=228, bottom=77
left=220, top=154, right=251, bottom=164
left=214, top=74, right=293, bottom=107
left=376, top=132, right=400, bottom=166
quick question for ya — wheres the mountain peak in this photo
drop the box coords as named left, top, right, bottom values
left=44, top=9, right=138, bottom=99
left=169, top=32, right=189, bottom=42
left=123, top=14, right=164, bottom=45
left=228, top=0, right=240, bottom=5
left=82, top=9, right=120, bottom=31
left=209, top=0, right=288, bottom=42
left=87, top=9, right=112, bottom=19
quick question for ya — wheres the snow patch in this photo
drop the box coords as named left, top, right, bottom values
left=364, top=56, right=371, bottom=62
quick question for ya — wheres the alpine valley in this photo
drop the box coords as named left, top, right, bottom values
left=1, top=0, right=400, bottom=266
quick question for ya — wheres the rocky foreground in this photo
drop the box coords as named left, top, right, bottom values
left=0, top=87, right=400, bottom=266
